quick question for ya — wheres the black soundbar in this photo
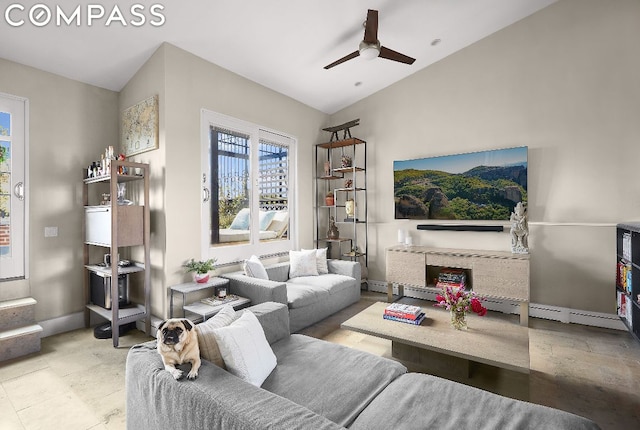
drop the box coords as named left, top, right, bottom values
left=417, top=224, right=504, bottom=232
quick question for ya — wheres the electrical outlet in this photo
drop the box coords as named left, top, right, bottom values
left=44, top=226, right=58, bottom=237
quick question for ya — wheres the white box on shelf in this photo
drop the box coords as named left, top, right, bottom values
left=85, top=205, right=143, bottom=247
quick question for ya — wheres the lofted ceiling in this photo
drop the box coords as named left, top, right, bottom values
left=0, top=0, right=557, bottom=114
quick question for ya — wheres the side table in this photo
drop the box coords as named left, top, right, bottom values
left=170, top=277, right=230, bottom=319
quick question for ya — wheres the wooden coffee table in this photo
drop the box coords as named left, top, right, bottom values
left=341, top=302, right=529, bottom=377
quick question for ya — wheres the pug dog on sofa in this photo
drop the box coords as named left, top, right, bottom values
left=157, top=318, right=201, bottom=380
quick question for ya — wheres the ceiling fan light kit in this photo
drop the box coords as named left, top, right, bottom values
left=324, top=9, right=415, bottom=69
left=358, top=41, right=380, bottom=60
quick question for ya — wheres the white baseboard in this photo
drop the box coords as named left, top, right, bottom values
left=40, top=284, right=626, bottom=338
left=38, top=312, right=85, bottom=338
left=136, top=315, right=163, bottom=338
left=39, top=311, right=164, bottom=338
left=368, top=280, right=626, bottom=331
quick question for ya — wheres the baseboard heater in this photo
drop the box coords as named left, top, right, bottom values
left=417, top=224, right=504, bottom=232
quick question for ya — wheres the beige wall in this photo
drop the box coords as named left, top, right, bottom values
left=0, top=58, right=118, bottom=321
left=119, top=45, right=168, bottom=318
left=121, top=43, right=327, bottom=318
left=328, top=0, right=640, bottom=313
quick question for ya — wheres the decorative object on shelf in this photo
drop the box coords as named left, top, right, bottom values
left=323, top=161, right=331, bottom=177
left=397, top=229, right=406, bottom=245
left=325, top=191, right=335, bottom=206
left=327, top=216, right=339, bottom=240
left=321, top=119, right=359, bottom=142
left=194, top=273, right=209, bottom=284
left=116, top=183, right=133, bottom=205
left=117, top=153, right=127, bottom=174
left=509, top=202, right=529, bottom=254
left=121, top=95, right=159, bottom=157
left=341, top=155, right=352, bottom=168
left=215, top=285, right=227, bottom=299
left=404, top=233, right=413, bottom=246
left=183, top=258, right=217, bottom=283
left=87, top=145, right=120, bottom=178
left=347, top=246, right=360, bottom=256
left=345, top=198, right=355, bottom=219
left=117, top=183, right=126, bottom=204
left=103, top=253, right=121, bottom=267
left=434, top=284, right=487, bottom=330
left=344, top=178, right=353, bottom=189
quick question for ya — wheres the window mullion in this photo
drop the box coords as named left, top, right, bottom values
left=249, top=128, right=260, bottom=245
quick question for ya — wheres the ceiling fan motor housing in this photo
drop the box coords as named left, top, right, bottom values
left=359, top=40, right=380, bottom=60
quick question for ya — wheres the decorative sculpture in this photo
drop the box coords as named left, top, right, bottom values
left=327, top=216, right=340, bottom=240
left=510, top=202, right=529, bottom=254
left=345, top=198, right=355, bottom=219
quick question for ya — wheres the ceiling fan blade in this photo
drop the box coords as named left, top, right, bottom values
left=379, top=46, right=416, bottom=65
left=324, top=51, right=360, bottom=69
left=363, top=9, right=378, bottom=44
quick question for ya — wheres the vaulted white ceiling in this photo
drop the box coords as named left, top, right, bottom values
left=0, top=0, right=557, bottom=113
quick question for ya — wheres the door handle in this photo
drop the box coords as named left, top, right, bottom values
left=203, top=187, right=210, bottom=203
left=14, top=182, right=24, bottom=201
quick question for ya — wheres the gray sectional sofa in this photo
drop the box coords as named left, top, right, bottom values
left=126, top=302, right=601, bottom=430
left=220, top=259, right=361, bottom=332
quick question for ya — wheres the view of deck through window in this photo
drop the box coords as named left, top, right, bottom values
left=0, top=111, right=11, bottom=258
left=211, top=128, right=289, bottom=246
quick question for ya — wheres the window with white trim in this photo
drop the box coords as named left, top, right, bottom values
left=201, top=110, right=296, bottom=264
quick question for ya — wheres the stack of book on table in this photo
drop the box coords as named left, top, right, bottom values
left=383, top=303, right=425, bottom=325
left=435, top=268, right=467, bottom=289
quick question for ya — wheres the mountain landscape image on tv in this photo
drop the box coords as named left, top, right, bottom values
left=394, top=146, right=527, bottom=221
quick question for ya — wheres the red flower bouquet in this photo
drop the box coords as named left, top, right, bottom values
left=435, top=284, right=487, bottom=329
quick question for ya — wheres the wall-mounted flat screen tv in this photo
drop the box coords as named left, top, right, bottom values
left=394, top=146, right=527, bottom=221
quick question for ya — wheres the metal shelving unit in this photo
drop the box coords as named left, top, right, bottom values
left=315, top=137, right=368, bottom=278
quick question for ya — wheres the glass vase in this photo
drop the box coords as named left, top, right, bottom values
left=450, top=309, right=467, bottom=330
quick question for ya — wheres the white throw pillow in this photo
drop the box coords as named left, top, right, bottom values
left=213, top=310, right=277, bottom=387
left=243, top=255, right=269, bottom=280
left=194, top=305, right=237, bottom=368
left=302, top=248, right=329, bottom=275
left=289, top=249, right=319, bottom=278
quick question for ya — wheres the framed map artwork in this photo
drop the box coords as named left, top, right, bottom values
left=121, top=95, right=158, bottom=157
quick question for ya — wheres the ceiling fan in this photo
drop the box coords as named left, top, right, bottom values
left=324, top=9, right=416, bottom=70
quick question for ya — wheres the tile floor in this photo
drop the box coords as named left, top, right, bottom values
left=0, top=292, right=638, bottom=429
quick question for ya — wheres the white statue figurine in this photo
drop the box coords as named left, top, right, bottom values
left=510, top=202, right=529, bottom=254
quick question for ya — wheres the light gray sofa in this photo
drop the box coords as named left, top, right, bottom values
left=126, top=302, right=601, bottom=430
left=220, top=259, right=361, bottom=332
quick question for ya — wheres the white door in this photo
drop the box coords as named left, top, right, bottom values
left=0, top=93, right=28, bottom=280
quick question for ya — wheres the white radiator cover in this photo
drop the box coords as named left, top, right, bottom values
left=368, top=280, right=625, bottom=331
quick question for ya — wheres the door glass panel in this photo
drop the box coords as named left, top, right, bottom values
left=211, top=128, right=251, bottom=246
left=259, top=139, right=289, bottom=243
left=0, top=111, right=11, bottom=258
